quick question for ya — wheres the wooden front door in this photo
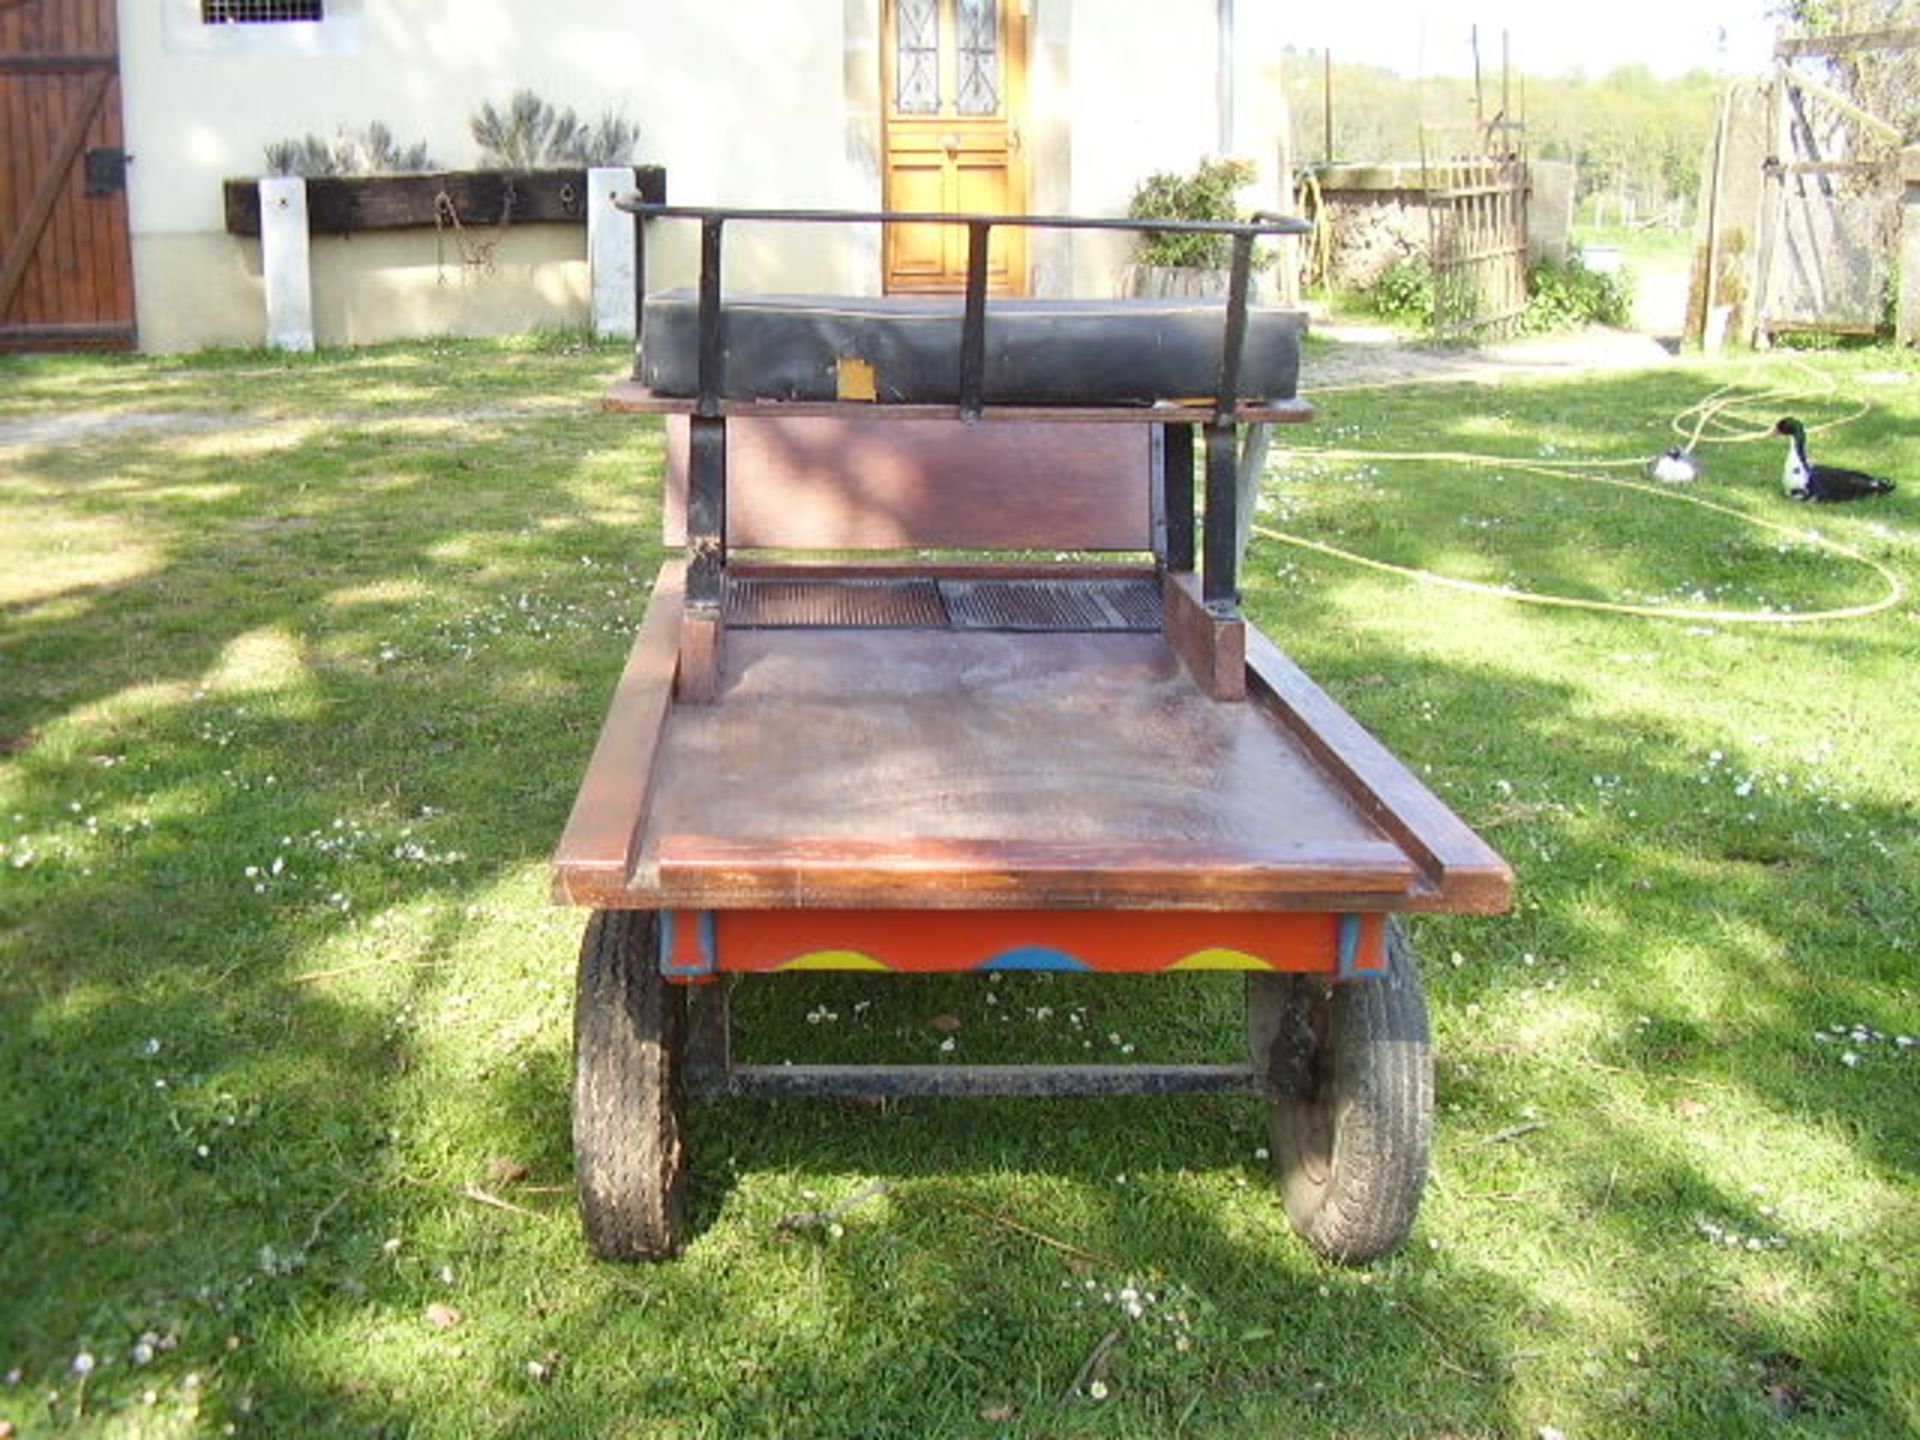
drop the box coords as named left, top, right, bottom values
left=0, top=0, right=136, bottom=352
left=882, top=0, right=1026, bottom=294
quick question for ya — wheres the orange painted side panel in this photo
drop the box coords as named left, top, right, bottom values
left=685, top=909, right=1386, bottom=977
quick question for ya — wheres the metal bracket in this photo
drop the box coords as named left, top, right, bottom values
left=1335, top=914, right=1382, bottom=980
left=84, top=147, right=129, bottom=197
left=659, top=910, right=718, bottom=981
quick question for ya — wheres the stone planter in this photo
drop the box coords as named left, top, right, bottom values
left=1127, top=263, right=1232, bottom=299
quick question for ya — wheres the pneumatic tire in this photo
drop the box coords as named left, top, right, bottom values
left=572, top=909, right=688, bottom=1260
left=1252, top=920, right=1432, bottom=1264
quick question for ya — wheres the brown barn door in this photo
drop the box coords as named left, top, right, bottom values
left=0, top=0, right=136, bottom=352
left=882, top=0, right=1026, bottom=294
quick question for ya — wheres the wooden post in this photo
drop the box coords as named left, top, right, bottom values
left=258, top=176, right=314, bottom=353
left=1697, top=87, right=1732, bottom=349
left=1322, top=49, right=1333, bottom=164
left=1900, top=148, right=1920, bottom=348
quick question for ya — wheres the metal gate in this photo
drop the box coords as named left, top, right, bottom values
left=1422, top=147, right=1529, bottom=340
left=0, top=0, right=136, bottom=352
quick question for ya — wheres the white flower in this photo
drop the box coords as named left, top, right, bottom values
left=1087, top=1380, right=1109, bottom=1400
left=71, top=1353, right=95, bottom=1376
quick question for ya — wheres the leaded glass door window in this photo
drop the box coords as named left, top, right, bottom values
left=882, top=0, right=1025, bottom=294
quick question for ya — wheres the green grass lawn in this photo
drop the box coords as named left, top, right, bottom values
left=2, top=336, right=1916, bottom=1438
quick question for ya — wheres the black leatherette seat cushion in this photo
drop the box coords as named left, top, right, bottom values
left=637, top=290, right=1302, bottom=405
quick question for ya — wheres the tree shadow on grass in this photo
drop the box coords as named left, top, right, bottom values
left=1, top=350, right=665, bottom=1431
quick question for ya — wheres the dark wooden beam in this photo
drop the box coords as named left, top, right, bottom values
left=223, top=165, right=666, bottom=237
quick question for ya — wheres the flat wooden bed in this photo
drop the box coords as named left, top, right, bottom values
left=553, top=564, right=1509, bottom=917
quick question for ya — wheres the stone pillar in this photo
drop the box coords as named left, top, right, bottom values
left=258, top=176, right=313, bottom=353
left=1899, top=148, right=1920, bottom=349
left=588, top=166, right=639, bottom=341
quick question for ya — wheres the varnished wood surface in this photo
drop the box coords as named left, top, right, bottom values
left=624, top=627, right=1404, bottom=910
left=550, top=561, right=685, bottom=903
left=656, top=836, right=1415, bottom=905
left=1162, top=570, right=1246, bottom=701
left=1244, top=628, right=1514, bottom=914
left=552, top=566, right=1513, bottom=913
left=663, top=415, right=1153, bottom=552
left=607, top=380, right=1316, bottom=427
left=675, top=612, right=720, bottom=704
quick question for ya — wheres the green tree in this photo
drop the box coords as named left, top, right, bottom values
left=1284, top=54, right=1718, bottom=222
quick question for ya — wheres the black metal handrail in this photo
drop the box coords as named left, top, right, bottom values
left=616, top=199, right=1308, bottom=424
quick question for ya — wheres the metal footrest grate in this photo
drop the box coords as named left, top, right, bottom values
left=941, top=578, right=1162, bottom=632
left=727, top=577, right=948, bottom=629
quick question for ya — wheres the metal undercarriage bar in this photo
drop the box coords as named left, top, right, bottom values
left=700, top=1062, right=1279, bottom=1100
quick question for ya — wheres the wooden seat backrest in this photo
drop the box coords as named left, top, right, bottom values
left=663, top=415, right=1155, bottom=553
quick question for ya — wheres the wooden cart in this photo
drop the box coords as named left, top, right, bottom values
left=552, top=205, right=1512, bottom=1265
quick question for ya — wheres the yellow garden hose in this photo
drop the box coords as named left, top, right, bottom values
left=1255, top=364, right=1905, bottom=624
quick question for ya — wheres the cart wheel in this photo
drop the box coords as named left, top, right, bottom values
left=573, top=909, right=688, bottom=1260
left=1250, top=920, right=1432, bottom=1264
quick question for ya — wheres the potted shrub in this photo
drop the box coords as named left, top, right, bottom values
left=1124, top=156, right=1260, bottom=298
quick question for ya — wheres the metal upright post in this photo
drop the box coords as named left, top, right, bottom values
left=1162, top=423, right=1196, bottom=573
left=958, top=221, right=992, bottom=420
left=1202, top=422, right=1239, bottom=607
left=687, top=215, right=729, bottom=645
left=1203, top=232, right=1256, bottom=608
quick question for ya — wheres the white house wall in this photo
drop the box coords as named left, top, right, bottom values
left=117, top=0, right=1289, bottom=350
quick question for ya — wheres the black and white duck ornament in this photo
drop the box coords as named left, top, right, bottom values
left=1774, top=417, right=1896, bottom=503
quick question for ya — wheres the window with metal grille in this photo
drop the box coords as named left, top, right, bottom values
left=202, top=0, right=325, bottom=22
